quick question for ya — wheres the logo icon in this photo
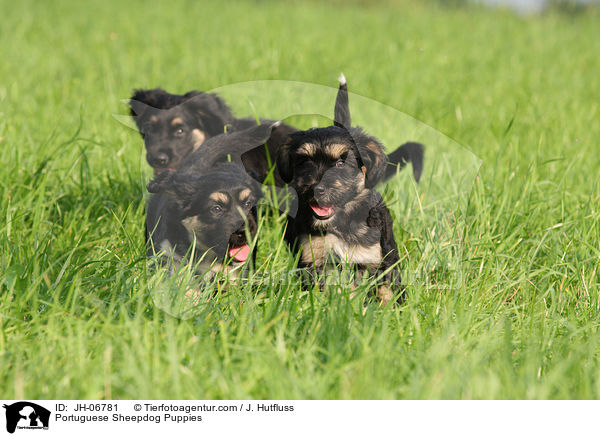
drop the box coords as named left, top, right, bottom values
left=2, top=402, right=50, bottom=434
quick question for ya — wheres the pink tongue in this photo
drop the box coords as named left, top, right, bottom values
left=310, top=203, right=334, bottom=217
left=229, top=244, right=250, bottom=262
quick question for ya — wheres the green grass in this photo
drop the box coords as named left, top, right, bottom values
left=1, top=0, right=599, bottom=399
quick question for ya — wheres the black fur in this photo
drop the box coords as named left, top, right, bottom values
left=277, top=75, right=421, bottom=303
left=146, top=162, right=263, bottom=275
left=130, top=88, right=296, bottom=182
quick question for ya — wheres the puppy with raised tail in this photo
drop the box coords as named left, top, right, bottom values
left=276, top=74, right=424, bottom=303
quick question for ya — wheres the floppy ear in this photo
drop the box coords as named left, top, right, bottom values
left=129, top=88, right=174, bottom=132
left=147, top=171, right=208, bottom=212
left=333, top=73, right=351, bottom=128
left=358, top=137, right=388, bottom=189
left=209, top=122, right=279, bottom=163
left=147, top=170, right=177, bottom=194
left=184, top=92, right=234, bottom=137
left=275, top=138, right=294, bottom=184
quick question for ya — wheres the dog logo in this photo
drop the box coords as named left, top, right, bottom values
left=2, top=402, right=50, bottom=433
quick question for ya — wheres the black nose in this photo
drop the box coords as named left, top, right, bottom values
left=314, top=185, right=326, bottom=196
left=151, top=152, right=169, bottom=167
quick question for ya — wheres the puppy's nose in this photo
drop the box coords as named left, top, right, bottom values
left=314, top=185, right=326, bottom=197
left=151, top=152, right=170, bottom=167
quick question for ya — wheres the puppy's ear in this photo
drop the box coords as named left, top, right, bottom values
left=147, top=171, right=204, bottom=212
left=130, top=88, right=173, bottom=132
left=357, top=136, right=388, bottom=189
left=333, top=73, right=351, bottom=128
left=214, top=122, right=279, bottom=161
left=184, top=93, right=234, bottom=136
left=147, top=170, right=177, bottom=194
left=275, top=137, right=294, bottom=184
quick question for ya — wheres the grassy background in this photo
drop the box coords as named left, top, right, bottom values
left=1, top=0, right=599, bottom=399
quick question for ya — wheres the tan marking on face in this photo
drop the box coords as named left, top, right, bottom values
left=171, top=117, right=183, bottom=126
left=356, top=171, right=365, bottom=188
left=343, top=186, right=368, bottom=214
left=238, top=188, right=252, bottom=203
left=326, top=143, right=349, bottom=159
left=150, top=115, right=158, bottom=123
left=297, top=143, right=316, bottom=156
left=191, top=129, right=206, bottom=151
left=181, top=216, right=203, bottom=239
left=209, top=192, right=229, bottom=203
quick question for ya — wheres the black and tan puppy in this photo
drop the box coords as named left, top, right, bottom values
left=146, top=122, right=280, bottom=277
left=130, top=88, right=296, bottom=182
left=277, top=75, right=423, bottom=303
left=146, top=162, right=262, bottom=276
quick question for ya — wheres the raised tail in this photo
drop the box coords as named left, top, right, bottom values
left=333, top=73, right=351, bottom=128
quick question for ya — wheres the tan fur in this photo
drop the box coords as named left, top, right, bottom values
left=158, top=239, right=183, bottom=271
left=171, top=117, right=183, bottom=126
left=377, top=285, right=394, bottom=305
left=238, top=188, right=252, bottom=202
left=343, top=186, right=369, bottom=215
left=191, top=129, right=206, bottom=151
left=324, top=233, right=382, bottom=266
left=209, top=192, right=229, bottom=203
left=366, top=141, right=385, bottom=168
left=300, top=235, right=327, bottom=266
left=325, top=143, right=349, bottom=159
left=297, top=143, right=317, bottom=156
left=181, top=216, right=204, bottom=244
left=300, top=234, right=382, bottom=267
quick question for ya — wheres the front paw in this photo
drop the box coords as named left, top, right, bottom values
left=377, top=269, right=405, bottom=305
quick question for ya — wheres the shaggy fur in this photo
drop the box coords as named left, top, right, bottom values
left=277, top=75, right=424, bottom=303
left=146, top=162, right=263, bottom=276
left=130, top=88, right=296, bottom=182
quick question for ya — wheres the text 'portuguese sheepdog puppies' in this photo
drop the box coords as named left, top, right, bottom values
left=129, top=88, right=296, bottom=183
left=145, top=123, right=279, bottom=281
left=276, top=74, right=424, bottom=304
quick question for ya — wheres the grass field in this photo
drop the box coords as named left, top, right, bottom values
left=1, top=0, right=599, bottom=399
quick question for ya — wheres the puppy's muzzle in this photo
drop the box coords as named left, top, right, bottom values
left=310, top=184, right=335, bottom=219
left=228, top=225, right=251, bottom=262
left=149, top=151, right=171, bottom=168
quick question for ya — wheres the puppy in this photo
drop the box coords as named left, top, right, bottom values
left=130, top=88, right=296, bottom=183
left=145, top=122, right=281, bottom=280
left=146, top=161, right=262, bottom=277
left=277, top=75, right=423, bottom=303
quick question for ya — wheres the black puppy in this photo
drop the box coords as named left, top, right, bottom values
left=130, top=88, right=296, bottom=182
left=277, top=75, right=423, bottom=303
left=146, top=161, right=262, bottom=277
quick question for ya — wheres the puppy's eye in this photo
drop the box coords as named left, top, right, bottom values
left=211, top=205, right=223, bottom=214
left=335, top=159, right=345, bottom=168
left=243, top=199, right=253, bottom=208
left=174, top=127, right=185, bottom=136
